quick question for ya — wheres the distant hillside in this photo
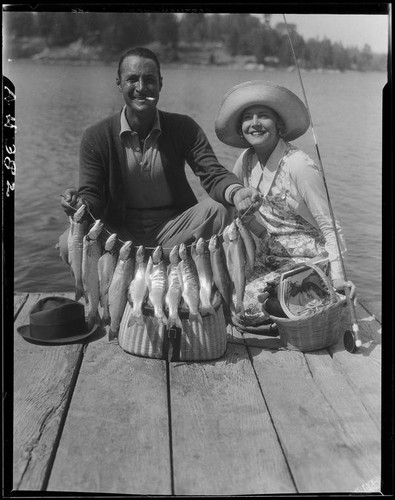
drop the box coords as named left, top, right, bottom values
left=3, top=12, right=388, bottom=72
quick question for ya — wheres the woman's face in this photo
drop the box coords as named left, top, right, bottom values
left=241, top=105, right=282, bottom=153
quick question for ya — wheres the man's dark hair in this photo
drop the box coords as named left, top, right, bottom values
left=117, top=47, right=162, bottom=80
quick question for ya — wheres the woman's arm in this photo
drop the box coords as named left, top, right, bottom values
left=289, top=153, right=347, bottom=281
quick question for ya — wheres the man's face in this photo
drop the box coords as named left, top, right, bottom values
left=117, top=55, right=162, bottom=112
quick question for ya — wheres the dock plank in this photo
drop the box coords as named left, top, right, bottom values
left=330, top=303, right=381, bottom=428
left=169, top=343, right=296, bottom=495
left=14, top=292, right=28, bottom=319
left=47, top=334, right=171, bottom=495
left=249, top=346, right=380, bottom=493
left=305, top=350, right=380, bottom=487
left=13, top=292, right=85, bottom=491
left=359, top=299, right=381, bottom=324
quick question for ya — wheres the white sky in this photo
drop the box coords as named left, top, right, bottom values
left=268, top=14, right=389, bottom=54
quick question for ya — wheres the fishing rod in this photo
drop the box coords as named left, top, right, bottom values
left=282, top=14, right=361, bottom=352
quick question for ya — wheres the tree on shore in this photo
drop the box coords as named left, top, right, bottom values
left=3, top=11, right=386, bottom=72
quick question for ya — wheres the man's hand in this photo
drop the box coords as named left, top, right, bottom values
left=233, top=187, right=262, bottom=215
left=60, top=187, right=83, bottom=216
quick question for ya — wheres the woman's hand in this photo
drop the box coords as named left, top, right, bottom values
left=233, top=187, right=262, bottom=215
left=60, top=187, right=83, bottom=216
left=332, top=278, right=357, bottom=304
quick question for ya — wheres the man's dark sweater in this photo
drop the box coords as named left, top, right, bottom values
left=78, top=108, right=241, bottom=227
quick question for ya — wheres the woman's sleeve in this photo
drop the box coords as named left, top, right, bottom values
left=290, top=154, right=347, bottom=281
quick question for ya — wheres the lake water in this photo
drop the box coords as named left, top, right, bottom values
left=5, top=61, right=385, bottom=301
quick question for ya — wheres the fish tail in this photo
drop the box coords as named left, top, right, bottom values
left=102, top=310, right=111, bottom=326
left=108, top=329, right=118, bottom=342
left=235, top=302, right=245, bottom=317
left=168, top=314, right=183, bottom=330
left=75, top=284, right=84, bottom=302
left=127, top=311, right=144, bottom=327
left=200, top=303, right=216, bottom=317
left=86, top=312, right=97, bottom=331
left=159, top=314, right=168, bottom=326
left=189, top=312, right=203, bottom=324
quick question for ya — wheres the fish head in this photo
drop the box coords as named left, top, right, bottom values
left=179, top=243, right=188, bottom=261
left=227, top=221, right=239, bottom=241
left=73, top=204, right=87, bottom=223
left=135, top=245, right=146, bottom=263
left=169, top=245, right=180, bottom=264
left=119, top=240, right=134, bottom=260
left=196, top=237, right=207, bottom=255
left=222, top=225, right=230, bottom=244
left=152, top=245, right=163, bottom=264
left=208, top=234, right=218, bottom=252
left=235, top=217, right=244, bottom=231
left=104, top=233, right=118, bottom=252
left=88, top=219, right=104, bottom=239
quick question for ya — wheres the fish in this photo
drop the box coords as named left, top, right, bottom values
left=191, top=237, right=215, bottom=316
left=165, top=245, right=183, bottom=329
left=177, top=243, right=202, bottom=323
left=145, top=246, right=168, bottom=325
left=127, top=245, right=148, bottom=326
left=68, top=204, right=88, bottom=301
left=222, top=224, right=231, bottom=255
left=82, top=219, right=104, bottom=329
left=97, top=233, right=118, bottom=326
left=226, top=221, right=247, bottom=316
left=108, top=240, right=135, bottom=340
left=235, top=217, right=256, bottom=278
left=208, top=234, right=234, bottom=315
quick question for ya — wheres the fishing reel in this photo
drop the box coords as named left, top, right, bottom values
left=343, top=328, right=362, bottom=353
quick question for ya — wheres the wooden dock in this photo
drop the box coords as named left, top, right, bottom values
left=11, top=292, right=382, bottom=495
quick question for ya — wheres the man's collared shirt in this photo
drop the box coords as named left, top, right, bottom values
left=119, top=106, right=174, bottom=209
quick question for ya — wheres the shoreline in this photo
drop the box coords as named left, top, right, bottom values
left=4, top=57, right=386, bottom=75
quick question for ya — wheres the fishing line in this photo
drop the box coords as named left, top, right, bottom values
left=61, top=194, right=255, bottom=250
left=282, top=14, right=361, bottom=347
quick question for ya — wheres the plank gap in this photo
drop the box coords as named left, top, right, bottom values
left=14, top=293, right=29, bottom=320
left=166, top=360, right=175, bottom=496
left=41, top=345, right=86, bottom=490
left=245, top=345, right=299, bottom=494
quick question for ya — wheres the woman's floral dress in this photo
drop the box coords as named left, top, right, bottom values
left=236, top=143, right=334, bottom=317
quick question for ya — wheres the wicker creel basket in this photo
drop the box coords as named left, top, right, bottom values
left=264, top=262, right=347, bottom=352
left=118, top=291, right=227, bottom=361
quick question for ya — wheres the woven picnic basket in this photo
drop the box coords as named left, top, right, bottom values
left=263, top=262, right=347, bottom=352
left=118, top=291, right=227, bottom=361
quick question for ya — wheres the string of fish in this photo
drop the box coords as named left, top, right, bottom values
left=64, top=197, right=258, bottom=338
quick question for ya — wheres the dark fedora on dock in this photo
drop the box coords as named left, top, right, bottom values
left=17, top=296, right=97, bottom=344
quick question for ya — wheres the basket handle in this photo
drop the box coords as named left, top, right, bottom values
left=304, top=261, right=337, bottom=304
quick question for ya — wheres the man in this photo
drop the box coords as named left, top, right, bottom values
left=59, top=47, right=261, bottom=257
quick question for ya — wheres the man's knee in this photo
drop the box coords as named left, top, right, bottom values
left=199, top=197, right=234, bottom=222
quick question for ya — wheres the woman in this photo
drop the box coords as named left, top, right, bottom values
left=215, top=80, right=356, bottom=323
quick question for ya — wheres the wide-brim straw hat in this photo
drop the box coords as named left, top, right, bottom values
left=215, top=80, right=310, bottom=148
left=17, top=296, right=98, bottom=345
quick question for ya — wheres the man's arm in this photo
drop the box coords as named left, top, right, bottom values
left=78, top=127, right=107, bottom=219
left=181, top=115, right=245, bottom=205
